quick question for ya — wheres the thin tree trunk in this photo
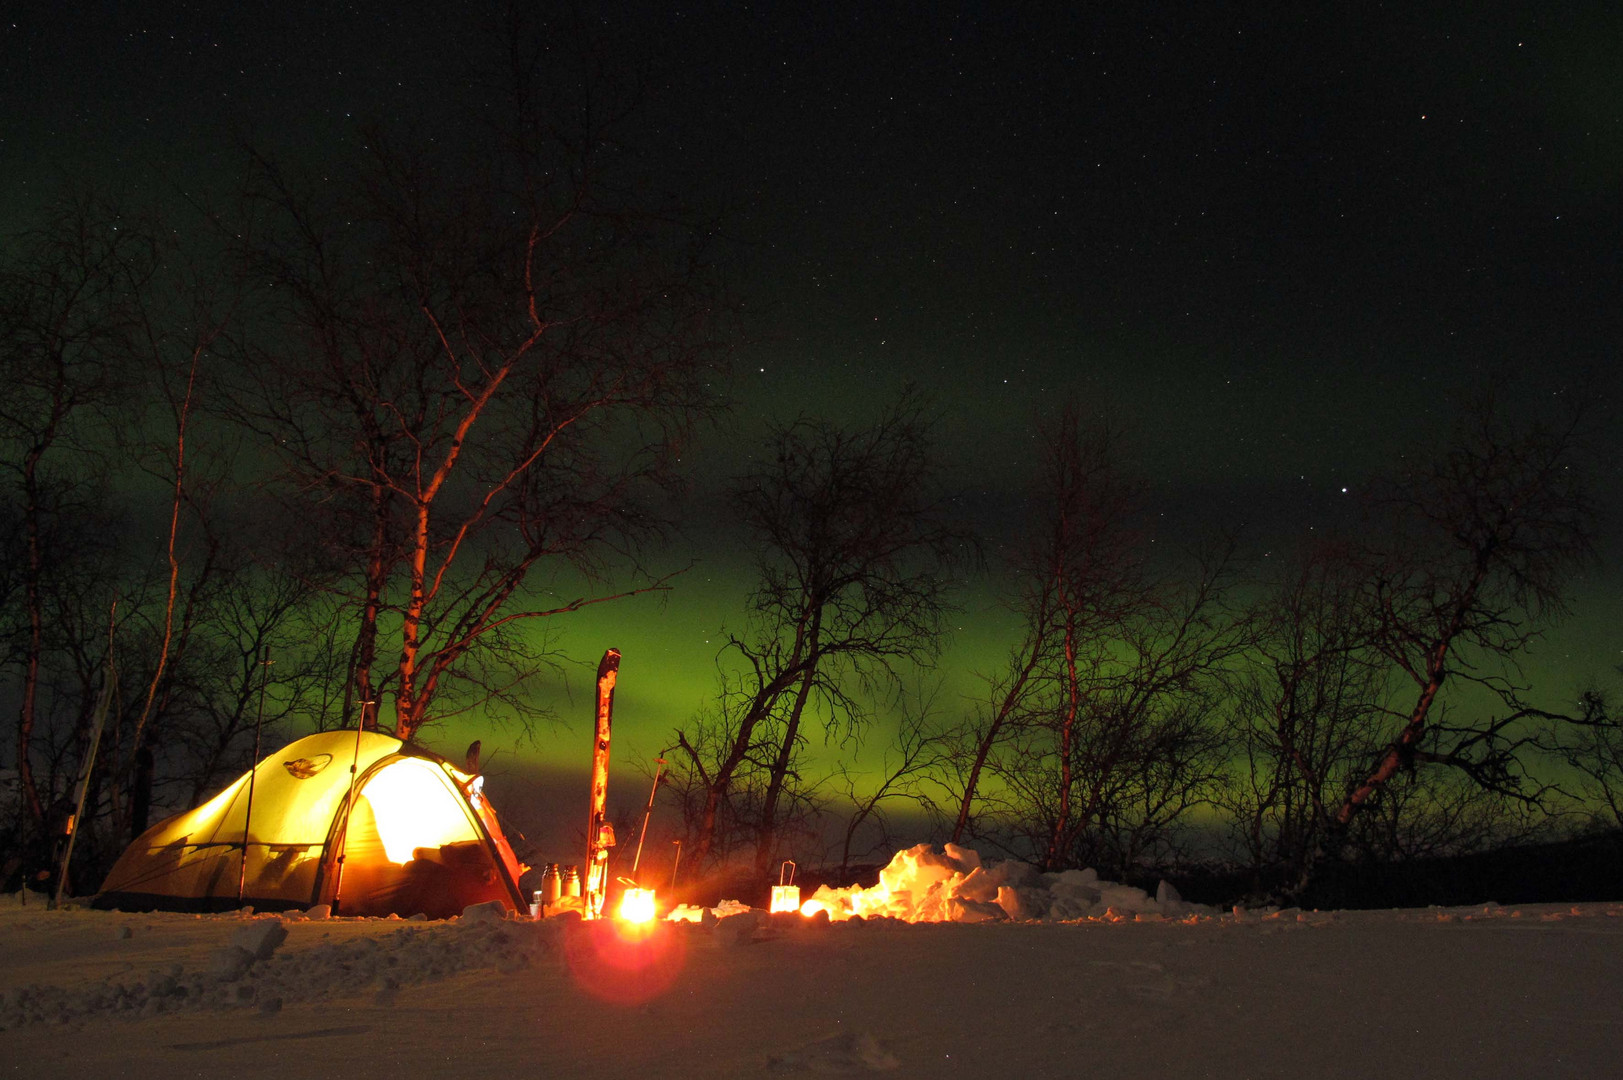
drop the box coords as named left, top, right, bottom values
left=1335, top=668, right=1445, bottom=826
left=755, top=667, right=817, bottom=878
left=128, top=348, right=200, bottom=765
left=394, top=494, right=432, bottom=741
left=348, top=482, right=390, bottom=732
left=1332, top=560, right=1486, bottom=828
left=16, top=440, right=51, bottom=831
left=1046, top=588, right=1081, bottom=871
left=687, top=663, right=806, bottom=867
left=951, top=629, right=1044, bottom=844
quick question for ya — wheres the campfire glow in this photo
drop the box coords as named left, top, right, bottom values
left=617, top=887, right=657, bottom=924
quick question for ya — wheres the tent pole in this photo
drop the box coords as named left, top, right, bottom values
left=331, top=697, right=371, bottom=915
left=236, top=647, right=272, bottom=906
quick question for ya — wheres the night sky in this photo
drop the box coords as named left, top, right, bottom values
left=4, top=2, right=1619, bottom=790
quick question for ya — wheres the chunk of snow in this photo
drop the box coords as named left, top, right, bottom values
left=948, top=897, right=1008, bottom=923
left=715, top=909, right=764, bottom=946
left=230, top=919, right=288, bottom=961
left=942, top=843, right=982, bottom=871
left=210, top=945, right=255, bottom=982
left=1097, top=883, right=1154, bottom=913
left=1045, top=894, right=1097, bottom=922
left=995, top=885, right=1046, bottom=921
left=460, top=900, right=507, bottom=923
left=953, top=867, right=1000, bottom=903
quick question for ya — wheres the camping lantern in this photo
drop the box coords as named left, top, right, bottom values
left=617, top=887, right=657, bottom=923
left=770, top=860, right=800, bottom=914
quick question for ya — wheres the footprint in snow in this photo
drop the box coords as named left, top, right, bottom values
left=766, top=1031, right=900, bottom=1074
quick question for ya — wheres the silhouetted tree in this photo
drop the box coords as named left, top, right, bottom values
left=1325, top=398, right=1596, bottom=850
left=0, top=189, right=155, bottom=843
left=834, top=683, right=952, bottom=874
left=947, top=409, right=1242, bottom=873
left=1217, top=544, right=1387, bottom=886
left=1547, top=681, right=1622, bottom=829
left=220, top=24, right=727, bottom=742
left=672, top=394, right=967, bottom=874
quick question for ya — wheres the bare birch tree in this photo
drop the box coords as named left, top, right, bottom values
left=221, top=30, right=727, bottom=742
left=1216, top=544, right=1388, bottom=888
left=950, top=407, right=1243, bottom=874
left=1323, top=398, right=1597, bottom=850
left=0, top=190, right=154, bottom=843
left=671, top=395, right=967, bottom=874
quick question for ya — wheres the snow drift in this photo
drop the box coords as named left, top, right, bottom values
left=796, top=843, right=1201, bottom=923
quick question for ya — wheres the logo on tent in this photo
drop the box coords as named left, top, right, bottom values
left=283, top=754, right=333, bottom=779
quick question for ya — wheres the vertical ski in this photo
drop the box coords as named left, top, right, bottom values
left=584, top=648, right=620, bottom=918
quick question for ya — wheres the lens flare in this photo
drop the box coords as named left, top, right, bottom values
left=563, top=920, right=687, bottom=1006
left=618, top=887, right=657, bottom=923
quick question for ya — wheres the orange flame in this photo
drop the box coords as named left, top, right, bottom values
left=617, top=887, right=657, bottom=924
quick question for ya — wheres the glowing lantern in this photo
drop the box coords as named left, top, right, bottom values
left=617, top=887, right=657, bottom=924
left=770, top=860, right=801, bottom=914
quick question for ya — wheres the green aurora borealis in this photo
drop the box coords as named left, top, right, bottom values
left=4, top=2, right=1619, bottom=845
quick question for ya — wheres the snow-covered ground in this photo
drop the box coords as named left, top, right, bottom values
left=4, top=863, right=1621, bottom=1079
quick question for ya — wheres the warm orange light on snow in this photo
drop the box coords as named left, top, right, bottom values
left=564, top=918, right=687, bottom=1007
left=617, top=887, right=657, bottom=924
left=799, top=845, right=983, bottom=921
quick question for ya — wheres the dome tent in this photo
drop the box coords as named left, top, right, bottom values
left=96, top=730, right=528, bottom=919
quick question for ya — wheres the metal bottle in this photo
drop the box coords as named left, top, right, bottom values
left=542, top=863, right=562, bottom=904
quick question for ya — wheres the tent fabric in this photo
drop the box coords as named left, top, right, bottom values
left=95, top=731, right=528, bottom=919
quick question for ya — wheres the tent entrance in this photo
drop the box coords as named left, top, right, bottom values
left=330, top=755, right=512, bottom=919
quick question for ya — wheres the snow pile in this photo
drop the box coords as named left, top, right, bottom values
left=0, top=907, right=559, bottom=1031
left=799, top=843, right=1209, bottom=923
left=665, top=898, right=753, bottom=924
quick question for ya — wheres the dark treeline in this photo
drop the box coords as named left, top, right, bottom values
left=662, top=389, right=1619, bottom=907
left=4, top=23, right=1619, bottom=911
left=1, top=13, right=730, bottom=898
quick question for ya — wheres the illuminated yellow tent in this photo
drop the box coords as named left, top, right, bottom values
left=96, top=730, right=528, bottom=919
